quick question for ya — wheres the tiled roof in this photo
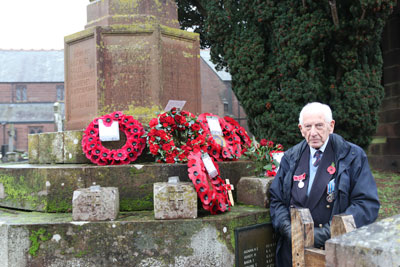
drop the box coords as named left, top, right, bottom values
left=200, top=50, right=232, bottom=81
left=0, top=103, right=64, bottom=123
left=0, top=50, right=64, bottom=82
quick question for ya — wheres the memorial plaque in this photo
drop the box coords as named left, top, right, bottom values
left=65, top=35, right=97, bottom=130
left=235, top=223, right=278, bottom=267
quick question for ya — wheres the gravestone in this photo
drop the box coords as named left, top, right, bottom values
left=64, top=0, right=201, bottom=130
left=72, top=186, right=119, bottom=221
left=153, top=176, right=197, bottom=219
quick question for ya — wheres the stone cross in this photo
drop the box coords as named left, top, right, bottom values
left=8, top=124, right=15, bottom=152
left=168, top=186, right=184, bottom=211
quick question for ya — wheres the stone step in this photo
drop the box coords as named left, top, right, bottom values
left=0, top=205, right=270, bottom=267
left=0, top=161, right=254, bottom=212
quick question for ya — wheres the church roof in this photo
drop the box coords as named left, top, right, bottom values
left=200, top=50, right=232, bottom=82
left=0, top=50, right=64, bottom=83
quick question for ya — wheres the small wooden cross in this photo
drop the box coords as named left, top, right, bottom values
left=225, top=179, right=235, bottom=206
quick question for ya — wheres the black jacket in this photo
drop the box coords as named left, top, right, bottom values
left=269, top=133, right=380, bottom=266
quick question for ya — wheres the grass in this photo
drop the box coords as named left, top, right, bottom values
left=373, top=169, right=400, bottom=220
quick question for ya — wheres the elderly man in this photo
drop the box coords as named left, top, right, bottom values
left=269, top=102, right=379, bottom=266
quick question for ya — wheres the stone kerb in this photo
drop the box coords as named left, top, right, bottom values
left=325, top=214, right=400, bottom=267
left=237, top=177, right=275, bottom=208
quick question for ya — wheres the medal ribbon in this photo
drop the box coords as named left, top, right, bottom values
left=293, top=173, right=306, bottom=181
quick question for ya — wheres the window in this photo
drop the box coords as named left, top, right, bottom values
left=15, top=85, right=27, bottom=102
left=56, top=85, right=64, bottom=101
left=29, top=126, right=43, bottom=134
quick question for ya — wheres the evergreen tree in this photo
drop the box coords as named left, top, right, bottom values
left=176, top=0, right=395, bottom=148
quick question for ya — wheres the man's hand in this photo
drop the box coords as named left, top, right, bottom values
left=314, top=223, right=331, bottom=248
left=279, top=220, right=292, bottom=242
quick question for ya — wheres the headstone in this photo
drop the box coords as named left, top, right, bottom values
left=153, top=176, right=197, bottom=219
left=72, top=186, right=119, bottom=221
left=64, top=0, right=201, bottom=130
left=53, top=102, right=63, bottom=132
left=8, top=124, right=15, bottom=153
left=237, top=177, right=274, bottom=208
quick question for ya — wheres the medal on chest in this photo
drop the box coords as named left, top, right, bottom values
left=327, top=179, right=335, bottom=202
left=293, top=173, right=306, bottom=189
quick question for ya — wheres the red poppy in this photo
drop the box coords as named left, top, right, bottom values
left=327, top=165, right=336, bottom=174
left=149, top=118, right=158, bottom=128
left=260, top=139, right=268, bottom=146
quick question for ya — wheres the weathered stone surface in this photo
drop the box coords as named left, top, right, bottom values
left=237, top=177, right=274, bottom=208
left=38, top=132, right=63, bottom=164
left=0, top=205, right=270, bottom=267
left=65, top=24, right=200, bottom=130
left=86, top=0, right=180, bottom=29
left=63, top=130, right=91, bottom=164
left=326, top=214, right=400, bottom=267
left=0, top=161, right=253, bottom=212
left=28, top=134, right=39, bottom=164
left=73, top=186, right=119, bottom=221
left=154, top=181, right=197, bottom=219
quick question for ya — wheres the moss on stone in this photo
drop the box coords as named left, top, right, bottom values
left=120, top=194, right=153, bottom=211
left=29, top=228, right=52, bottom=257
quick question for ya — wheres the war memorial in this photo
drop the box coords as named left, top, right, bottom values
left=0, top=1, right=398, bottom=266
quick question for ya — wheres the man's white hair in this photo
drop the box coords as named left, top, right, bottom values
left=299, top=102, right=333, bottom=125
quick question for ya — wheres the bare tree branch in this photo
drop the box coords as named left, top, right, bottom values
left=329, top=0, right=339, bottom=28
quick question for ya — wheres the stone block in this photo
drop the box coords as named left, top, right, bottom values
left=0, top=161, right=254, bottom=212
left=63, top=130, right=91, bottom=164
left=64, top=24, right=200, bottom=130
left=72, top=186, right=119, bottom=221
left=326, top=214, right=400, bottom=267
left=38, top=132, right=64, bottom=164
left=237, top=177, right=274, bottom=208
left=0, top=205, right=269, bottom=267
left=28, top=134, right=39, bottom=164
left=153, top=180, right=197, bottom=219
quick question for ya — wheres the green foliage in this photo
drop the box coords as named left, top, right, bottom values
left=29, top=228, right=51, bottom=256
left=191, top=0, right=395, bottom=148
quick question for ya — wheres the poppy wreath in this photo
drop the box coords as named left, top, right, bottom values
left=82, top=111, right=146, bottom=165
left=187, top=151, right=231, bottom=214
left=147, top=108, right=208, bottom=163
left=197, top=113, right=242, bottom=161
left=223, top=116, right=252, bottom=154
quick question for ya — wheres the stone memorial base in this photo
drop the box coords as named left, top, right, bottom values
left=326, top=214, right=400, bottom=267
left=0, top=205, right=269, bottom=267
left=0, top=161, right=252, bottom=212
left=237, top=177, right=274, bottom=208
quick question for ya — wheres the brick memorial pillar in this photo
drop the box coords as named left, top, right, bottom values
left=64, top=0, right=201, bottom=130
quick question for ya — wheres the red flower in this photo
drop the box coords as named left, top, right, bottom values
left=149, top=118, right=158, bottom=128
left=267, top=140, right=274, bottom=148
left=191, top=123, right=201, bottom=131
left=327, top=164, right=336, bottom=175
left=175, top=115, right=186, bottom=125
left=277, top=144, right=284, bottom=150
left=149, top=144, right=159, bottom=155
left=162, top=143, right=172, bottom=151
left=266, top=170, right=277, bottom=177
left=260, top=139, right=268, bottom=146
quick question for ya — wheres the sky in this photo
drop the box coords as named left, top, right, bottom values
left=0, top=0, right=88, bottom=50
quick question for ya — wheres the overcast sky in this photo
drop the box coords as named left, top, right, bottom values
left=0, top=0, right=88, bottom=50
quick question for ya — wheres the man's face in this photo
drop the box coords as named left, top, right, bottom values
left=298, top=112, right=335, bottom=149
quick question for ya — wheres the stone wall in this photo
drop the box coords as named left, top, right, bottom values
left=368, top=4, right=400, bottom=171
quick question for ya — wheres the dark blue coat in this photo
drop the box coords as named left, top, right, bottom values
left=269, top=133, right=380, bottom=267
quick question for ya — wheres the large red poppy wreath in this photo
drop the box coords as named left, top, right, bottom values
left=223, top=116, right=252, bottom=153
left=82, top=111, right=146, bottom=165
left=187, top=151, right=232, bottom=214
left=147, top=108, right=208, bottom=163
left=197, top=113, right=242, bottom=161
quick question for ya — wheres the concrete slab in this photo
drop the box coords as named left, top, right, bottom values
left=0, top=205, right=270, bottom=267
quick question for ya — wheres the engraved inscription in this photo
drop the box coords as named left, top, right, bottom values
left=66, top=38, right=96, bottom=122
